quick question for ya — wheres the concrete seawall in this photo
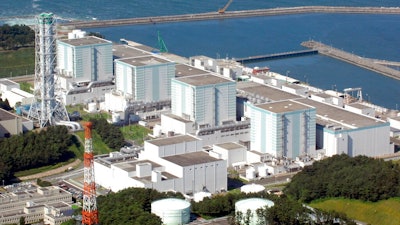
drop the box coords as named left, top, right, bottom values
left=301, top=40, right=400, bottom=81
left=65, top=6, right=400, bottom=29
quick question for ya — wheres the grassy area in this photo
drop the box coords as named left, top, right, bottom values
left=309, top=198, right=400, bottom=225
left=0, top=48, right=35, bottom=77
left=66, top=104, right=110, bottom=121
left=19, top=81, right=33, bottom=93
left=120, top=124, right=151, bottom=146
left=14, top=158, right=76, bottom=177
left=75, top=130, right=113, bottom=155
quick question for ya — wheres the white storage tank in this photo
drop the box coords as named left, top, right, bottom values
left=151, top=198, right=191, bottom=225
left=240, top=183, right=265, bottom=194
left=235, top=198, right=275, bottom=225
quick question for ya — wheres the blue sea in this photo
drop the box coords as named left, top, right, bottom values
left=1, top=0, right=400, bottom=109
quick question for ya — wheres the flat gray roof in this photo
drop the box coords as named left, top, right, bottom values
left=214, top=142, right=244, bottom=150
left=175, top=74, right=233, bottom=86
left=112, top=44, right=151, bottom=59
left=310, top=92, right=333, bottom=99
left=113, top=160, right=161, bottom=172
left=59, top=36, right=110, bottom=46
left=283, top=83, right=306, bottom=90
left=118, top=55, right=171, bottom=67
left=295, top=98, right=385, bottom=128
left=0, top=79, right=18, bottom=86
left=237, top=82, right=300, bottom=101
left=163, top=152, right=221, bottom=167
left=146, top=135, right=199, bottom=146
left=347, top=103, right=371, bottom=110
left=175, top=64, right=209, bottom=77
left=163, top=113, right=192, bottom=123
left=0, top=108, right=17, bottom=120
left=256, top=100, right=313, bottom=114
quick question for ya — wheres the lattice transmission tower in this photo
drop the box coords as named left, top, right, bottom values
left=82, top=122, right=99, bottom=225
left=28, top=13, right=69, bottom=128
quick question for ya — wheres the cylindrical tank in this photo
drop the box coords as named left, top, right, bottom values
left=151, top=198, right=191, bottom=225
left=235, top=198, right=275, bottom=225
left=240, top=183, right=265, bottom=194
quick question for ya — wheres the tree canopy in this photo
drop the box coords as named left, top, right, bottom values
left=0, top=125, right=76, bottom=182
left=284, top=154, right=400, bottom=202
left=90, top=118, right=125, bottom=150
left=97, top=187, right=183, bottom=225
left=0, top=24, right=34, bottom=50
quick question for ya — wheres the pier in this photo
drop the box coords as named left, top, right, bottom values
left=301, top=40, right=400, bottom=81
left=235, top=50, right=318, bottom=64
left=64, top=6, right=400, bottom=29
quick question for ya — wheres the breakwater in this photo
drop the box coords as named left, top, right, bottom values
left=64, top=6, right=400, bottom=29
left=235, top=50, right=318, bottom=64
left=301, top=40, right=400, bottom=81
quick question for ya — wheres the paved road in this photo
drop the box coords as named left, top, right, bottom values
left=18, top=159, right=82, bottom=181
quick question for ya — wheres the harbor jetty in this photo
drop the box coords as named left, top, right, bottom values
left=65, top=6, right=400, bottom=29
left=301, top=40, right=400, bottom=81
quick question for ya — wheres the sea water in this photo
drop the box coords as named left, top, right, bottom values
left=1, top=0, right=400, bottom=108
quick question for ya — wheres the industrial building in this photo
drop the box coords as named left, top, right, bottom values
left=56, top=36, right=114, bottom=105
left=114, top=56, right=175, bottom=101
left=237, top=81, right=392, bottom=158
left=0, top=108, right=33, bottom=137
left=0, top=184, right=73, bottom=225
left=247, top=100, right=316, bottom=159
left=171, top=74, right=236, bottom=128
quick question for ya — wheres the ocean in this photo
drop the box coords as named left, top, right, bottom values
left=1, top=0, right=400, bottom=109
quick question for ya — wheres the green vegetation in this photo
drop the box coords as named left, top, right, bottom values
left=97, top=187, right=183, bottom=225
left=36, top=178, right=52, bottom=187
left=0, top=47, right=35, bottom=77
left=120, top=124, right=151, bottom=146
left=0, top=126, right=77, bottom=182
left=14, top=158, right=75, bottom=177
left=75, top=130, right=112, bottom=155
left=19, top=81, right=33, bottom=93
left=284, top=154, right=400, bottom=202
left=0, top=24, right=34, bottom=50
left=309, top=198, right=400, bottom=225
left=90, top=118, right=125, bottom=150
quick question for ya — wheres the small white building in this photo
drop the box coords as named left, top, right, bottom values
left=2, top=88, right=34, bottom=108
left=0, top=108, right=33, bottom=137
left=210, top=142, right=247, bottom=167
left=142, top=135, right=202, bottom=158
left=345, top=102, right=375, bottom=117
left=0, top=79, right=19, bottom=93
left=161, top=113, right=195, bottom=136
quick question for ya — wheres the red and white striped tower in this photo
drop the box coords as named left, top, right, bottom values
left=82, top=122, right=99, bottom=225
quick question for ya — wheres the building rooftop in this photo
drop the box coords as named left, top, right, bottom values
left=163, top=113, right=193, bottom=123
left=175, top=64, right=209, bottom=77
left=256, top=100, right=313, bottom=114
left=310, top=92, right=333, bottom=99
left=0, top=79, right=18, bottom=87
left=112, top=44, right=151, bottom=59
left=175, top=74, right=233, bottom=86
left=282, top=83, right=307, bottom=90
left=0, top=108, right=19, bottom=121
left=113, top=160, right=161, bottom=173
left=347, top=102, right=372, bottom=110
left=163, top=151, right=221, bottom=167
left=295, top=98, right=386, bottom=128
left=214, top=142, right=244, bottom=150
left=146, top=135, right=199, bottom=147
left=59, top=36, right=111, bottom=46
left=237, top=82, right=301, bottom=101
left=118, top=55, right=172, bottom=67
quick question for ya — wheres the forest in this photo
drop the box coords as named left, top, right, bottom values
left=89, top=118, right=125, bottom=150
left=0, top=126, right=76, bottom=182
left=0, top=24, right=34, bottom=50
left=284, top=154, right=400, bottom=202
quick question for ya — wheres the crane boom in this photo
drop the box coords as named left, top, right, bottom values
left=218, top=0, right=233, bottom=13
